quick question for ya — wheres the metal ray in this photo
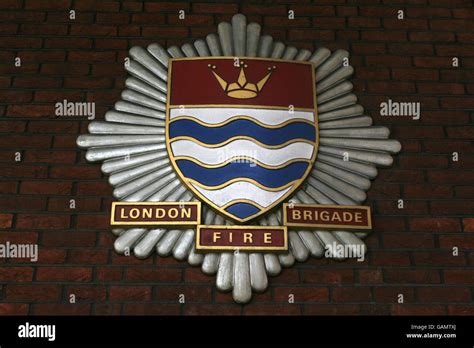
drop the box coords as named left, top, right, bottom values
left=246, top=22, right=261, bottom=57
left=317, top=94, right=358, bottom=113
left=309, top=47, right=331, bottom=68
left=289, top=230, right=309, bottom=262
left=129, top=46, right=168, bottom=81
left=270, top=41, right=285, bottom=58
left=206, top=33, right=222, bottom=56
left=216, top=252, right=233, bottom=292
left=313, top=162, right=371, bottom=191
left=316, top=49, right=349, bottom=82
left=187, top=245, right=204, bottom=266
left=167, top=45, right=184, bottom=58
left=125, top=77, right=167, bottom=103
left=85, top=143, right=165, bottom=163
left=88, top=121, right=165, bottom=135
left=232, top=14, right=247, bottom=56
left=295, top=49, right=311, bottom=61
left=147, top=43, right=171, bottom=68
left=306, top=178, right=356, bottom=206
left=317, top=153, right=378, bottom=178
left=173, top=229, right=195, bottom=260
left=115, top=101, right=165, bottom=119
left=316, top=66, right=354, bottom=93
left=134, top=228, right=167, bottom=259
left=317, top=81, right=353, bottom=104
left=282, top=46, right=297, bottom=60
left=257, top=35, right=273, bottom=58
left=108, top=157, right=170, bottom=186
left=310, top=171, right=367, bottom=203
left=319, top=116, right=372, bottom=129
left=77, top=134, right=165, bottom=148
left=181, top=43, right=198, bottom=57
left=121, top=89, right=166, bottom=111
left=318, top=104, right=364, bottom=122
left=249, top=253, right=268, bottom=292
left=105, top=110, right=165, bottom=127
left=113, top=169, right=173, bottom=200
left=194, top=39, right=211, bottom=57
left=114, top=228, right=147, bottom=254
left=320, top=126, right=390, bottom=139
left=125, top=60, right=167, bottom=92
left=232, top=252, right=252, bottom=303
left=319, top=145, right=394, bottom=167
left=218, top=22, right=233, bottom=56
left=320, top=138, right=401, bottom=154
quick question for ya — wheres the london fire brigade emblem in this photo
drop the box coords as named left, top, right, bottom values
left=77, top=14, right=401, bottom=303
left=167, top=57, right=318, bottom=222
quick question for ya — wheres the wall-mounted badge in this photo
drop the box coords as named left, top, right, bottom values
left=77, top=14, right=401, bottom=304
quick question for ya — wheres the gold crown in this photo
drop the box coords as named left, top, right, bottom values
left=208, top=61, right=276, bottom=99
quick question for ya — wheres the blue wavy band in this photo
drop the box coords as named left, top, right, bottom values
left=169, top=119, right=315, bottom=145
left=224, top=202, right=261, bottom=220
left=177, top=159, right=309, bottom=188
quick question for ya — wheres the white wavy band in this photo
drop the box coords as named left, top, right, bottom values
left=169, top=107, right=315, bottom=125
left=170, top=139, right=314, bottom=166
left=191, top=181, right=293, bottom=208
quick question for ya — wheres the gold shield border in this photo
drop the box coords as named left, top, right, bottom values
left=165, top=56, right=319, bottom=223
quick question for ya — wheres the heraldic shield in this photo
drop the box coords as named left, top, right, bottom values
left=166, top=57, right=318, bottom=223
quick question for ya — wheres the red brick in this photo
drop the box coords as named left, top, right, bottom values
left=155, top=286, right=212, bottom=302
left=45, top=38, right=93, bottom=49
left=448, top=305, right=474, bottom=315
left=126, top=268, right=182, bottom=283
left=6, top=105, right=53, bottom=117
left=392, top=304, right=446, bottom=315
left=123, top=304, right=180, bottom=315
left=16, top=214, right=69, bottom=229
left=358, top=269, right=383, bottom=284
left=36, top=267, right=92, bottom=282
left=0, top=213, right=13, bottom=228
left=0, top=267, right=34, bottom=281
left=96, top=13, right=129, bottom=24
left=410, top=218, right=461, bottom=232
left=76, top=214, right=110, bottom=229
left=184, top=304, right=241, bottom=315
left=332, top=287, right=372, bottom=302
left=439, top=235, right=474, bottom=249
left=145, top=2, right=190, bottom=12
left=6, top=284, right=61, bottom=301
left=374, top=287, right=415, bottom=302
left=244, top=304, right=302, bottom=315
left=68, top=249, right=109, bottom=264
left=74, top=0, right=119, bottom=11
left=25, top=0, right=70, bottom=9
left=131, top=13, right=166, bottom=24
left=0, top=304, right=29, bottom=315
left=303, top=304, right=359, bottom=315
left=384, top=269, right=441, bottom=284
left=371, top=251, right=411, bottom=266
left=20, top=24, right=68, bottom=35
left=413, top=251, right=466, bottom=266
left=302, top=269, right=354, bottom=284
left=444, top=270, right=474, bottom=284
left=67, top=285, right=107, bottom=301
left=33, top=304, right=91, bottom=315
left=20, top=181, right=71, bottom=195
left=349, top=17, right=381, bottom=28
left=383, top=233, right=435, bottom=249
left=418, top=287, right=471, bottom=302
left=410, top=31, right=455, bottom=42
left=274, top=287, right=329, bottom=302
left=431, top=201, right=474, bottom=214
left=109, top=286, right=151, bottom=301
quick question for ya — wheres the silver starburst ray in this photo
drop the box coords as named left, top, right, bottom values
left=77, top=14, right=401, bottom=304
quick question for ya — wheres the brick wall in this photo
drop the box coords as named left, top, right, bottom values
left=0, top=0, right=473, bottom=315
